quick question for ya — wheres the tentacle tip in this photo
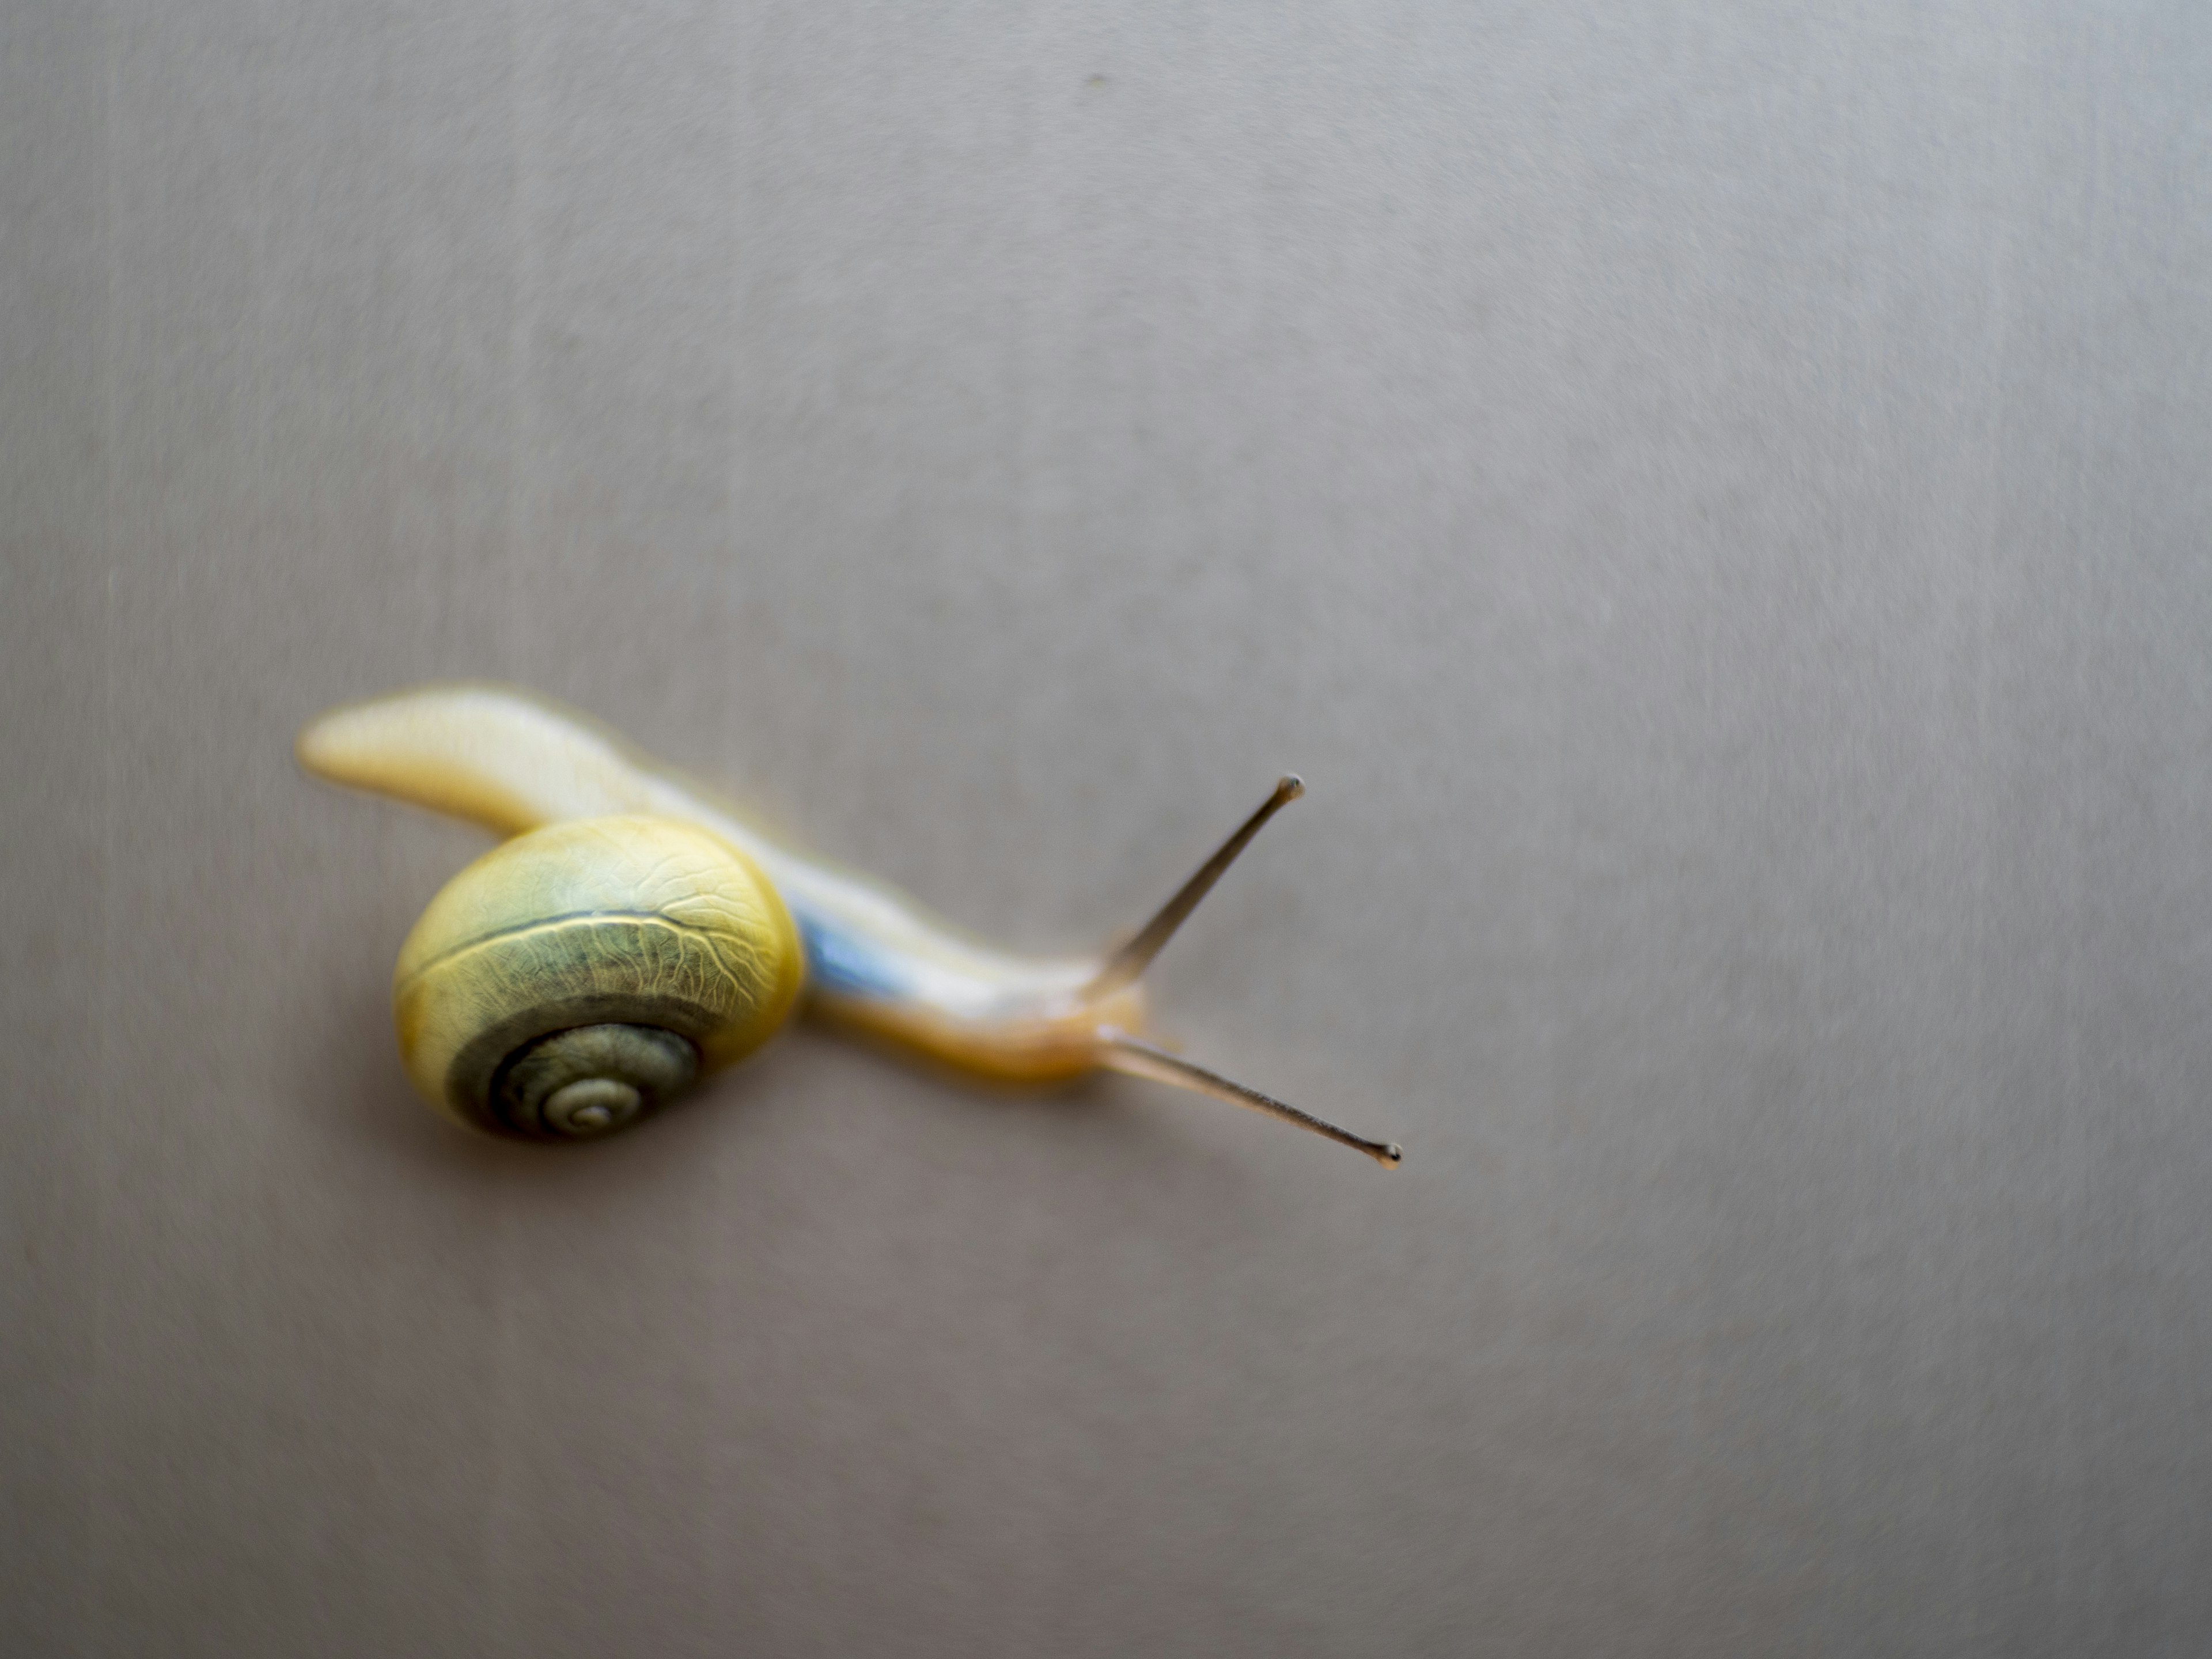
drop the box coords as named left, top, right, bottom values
left=1375, top=1142, right=1404, bottom=1169
left=1278, top=774, right=1306, bottom=801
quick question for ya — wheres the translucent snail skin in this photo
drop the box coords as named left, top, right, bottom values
left=297, top=683, right=1402, bottom=1166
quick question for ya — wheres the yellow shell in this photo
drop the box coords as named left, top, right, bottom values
left=393, top=815, right=802, bottom=1138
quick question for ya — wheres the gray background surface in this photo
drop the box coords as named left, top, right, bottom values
left=5, top=3, right=2210, bottom=1654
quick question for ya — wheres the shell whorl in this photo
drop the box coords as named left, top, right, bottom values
left=491, top=1023, right=698, bottom=1138
left=393, top=815, right=803, bottom=1139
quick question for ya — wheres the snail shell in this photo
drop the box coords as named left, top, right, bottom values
left=393, top=815, right=802, bottom=1140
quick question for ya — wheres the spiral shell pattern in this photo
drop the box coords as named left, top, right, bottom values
left=392, top=815, right=802, bottom=1138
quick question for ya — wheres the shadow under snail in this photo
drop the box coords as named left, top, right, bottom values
left=297, top=684, right=1402, bottom=1167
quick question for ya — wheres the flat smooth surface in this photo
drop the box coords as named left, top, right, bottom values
left=6, top=5, right=2210, bottom=1654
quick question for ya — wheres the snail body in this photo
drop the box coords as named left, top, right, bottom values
left=298, top=683, right=1399, bottom=1165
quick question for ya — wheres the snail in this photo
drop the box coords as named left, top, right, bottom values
left=297, top=684, right=1402, bottom=1166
